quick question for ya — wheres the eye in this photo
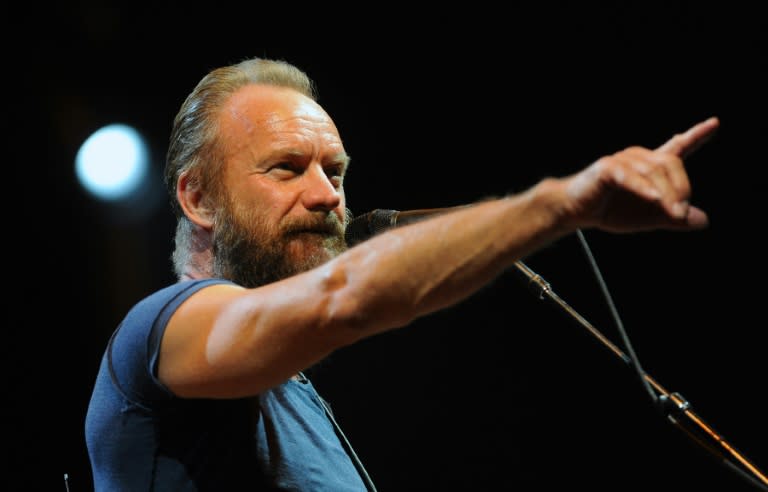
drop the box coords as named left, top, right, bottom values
left=325, top=165, right=345, bottom=187
left=269, top=162, right=301, bottom=177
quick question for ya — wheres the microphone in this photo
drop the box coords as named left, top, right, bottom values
left=345, top=206, right=467, bottom=246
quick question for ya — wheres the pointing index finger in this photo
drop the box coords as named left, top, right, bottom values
left=656, top=116, right=720, bottom=158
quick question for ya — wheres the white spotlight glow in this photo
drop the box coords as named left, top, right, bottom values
left=75, top=123, right=149, bottom=201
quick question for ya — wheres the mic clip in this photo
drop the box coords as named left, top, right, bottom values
left=656, top=391, right=691, bottom=423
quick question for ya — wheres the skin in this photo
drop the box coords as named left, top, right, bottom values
left=160, top=83, right=719, bottom=399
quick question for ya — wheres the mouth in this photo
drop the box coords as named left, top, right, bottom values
left=279, top=210, right=347, bottom=249
left=288, top=227, right=340, bottom=238
left=285, top=216, right=344, bottom=239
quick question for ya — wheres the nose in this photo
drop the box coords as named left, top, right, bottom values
left=301, top=164, right=342, bottom=212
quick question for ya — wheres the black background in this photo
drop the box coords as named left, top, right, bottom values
left=10, top=3, right=767, bottom=491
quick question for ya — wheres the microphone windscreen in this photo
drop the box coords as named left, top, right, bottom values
left=345, top=209, right=398, bottom=246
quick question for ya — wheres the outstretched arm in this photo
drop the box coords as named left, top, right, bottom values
left=159, top=117, right=719, bottom=398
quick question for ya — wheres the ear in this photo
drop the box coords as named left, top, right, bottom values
left=177, top=171, right=215, bottom=229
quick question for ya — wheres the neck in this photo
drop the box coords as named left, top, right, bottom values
left=180, top=225, right=215, bottom=280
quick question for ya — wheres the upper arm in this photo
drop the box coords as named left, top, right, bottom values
left=158, top=283, right=247, bottom=398
left=157, top=273, right=358, bottom=399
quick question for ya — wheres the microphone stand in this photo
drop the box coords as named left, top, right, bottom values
left=512, top=260, right=768, bottom=491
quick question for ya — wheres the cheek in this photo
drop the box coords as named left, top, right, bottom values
left=239, top=178, right=294, bottom=214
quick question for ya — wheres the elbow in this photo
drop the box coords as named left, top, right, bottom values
left=315, top=259, right=412, bottom=344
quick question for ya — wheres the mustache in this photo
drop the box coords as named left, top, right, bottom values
left=282, top=211, right=347, bottom=237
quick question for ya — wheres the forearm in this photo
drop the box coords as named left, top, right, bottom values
left=324, top=177, right=570, bottom=339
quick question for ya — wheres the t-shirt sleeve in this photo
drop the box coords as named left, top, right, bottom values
left=106, top=279, right=235, bottom=407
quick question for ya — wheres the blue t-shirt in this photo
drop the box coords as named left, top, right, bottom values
left=85, top=279, right=369, bottom=491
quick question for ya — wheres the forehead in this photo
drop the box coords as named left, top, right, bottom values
left=219, top=84, right=336, bottom=139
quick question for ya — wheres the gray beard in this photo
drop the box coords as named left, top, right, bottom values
left=212, top=202, right=350, bottom=288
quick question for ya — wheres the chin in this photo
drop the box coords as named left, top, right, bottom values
left=286, top=237, right=338, bottom=266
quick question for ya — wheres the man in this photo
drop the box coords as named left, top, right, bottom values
left=85, top=56, right=719, bottom=491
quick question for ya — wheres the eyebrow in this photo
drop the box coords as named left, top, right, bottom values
left=330, top=152, right=351, bottom=170
left=277, top=149, right=350, bottom=169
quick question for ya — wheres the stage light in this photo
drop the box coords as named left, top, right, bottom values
left=75, top=123, right=149, bottom=202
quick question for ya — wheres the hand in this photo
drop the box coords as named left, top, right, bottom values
left=563, top=117, right=719, bottom=233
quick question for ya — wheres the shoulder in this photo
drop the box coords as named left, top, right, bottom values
left=132, top=279, right=238, bottom=318
left=115, top=278, right=238, bottom=349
